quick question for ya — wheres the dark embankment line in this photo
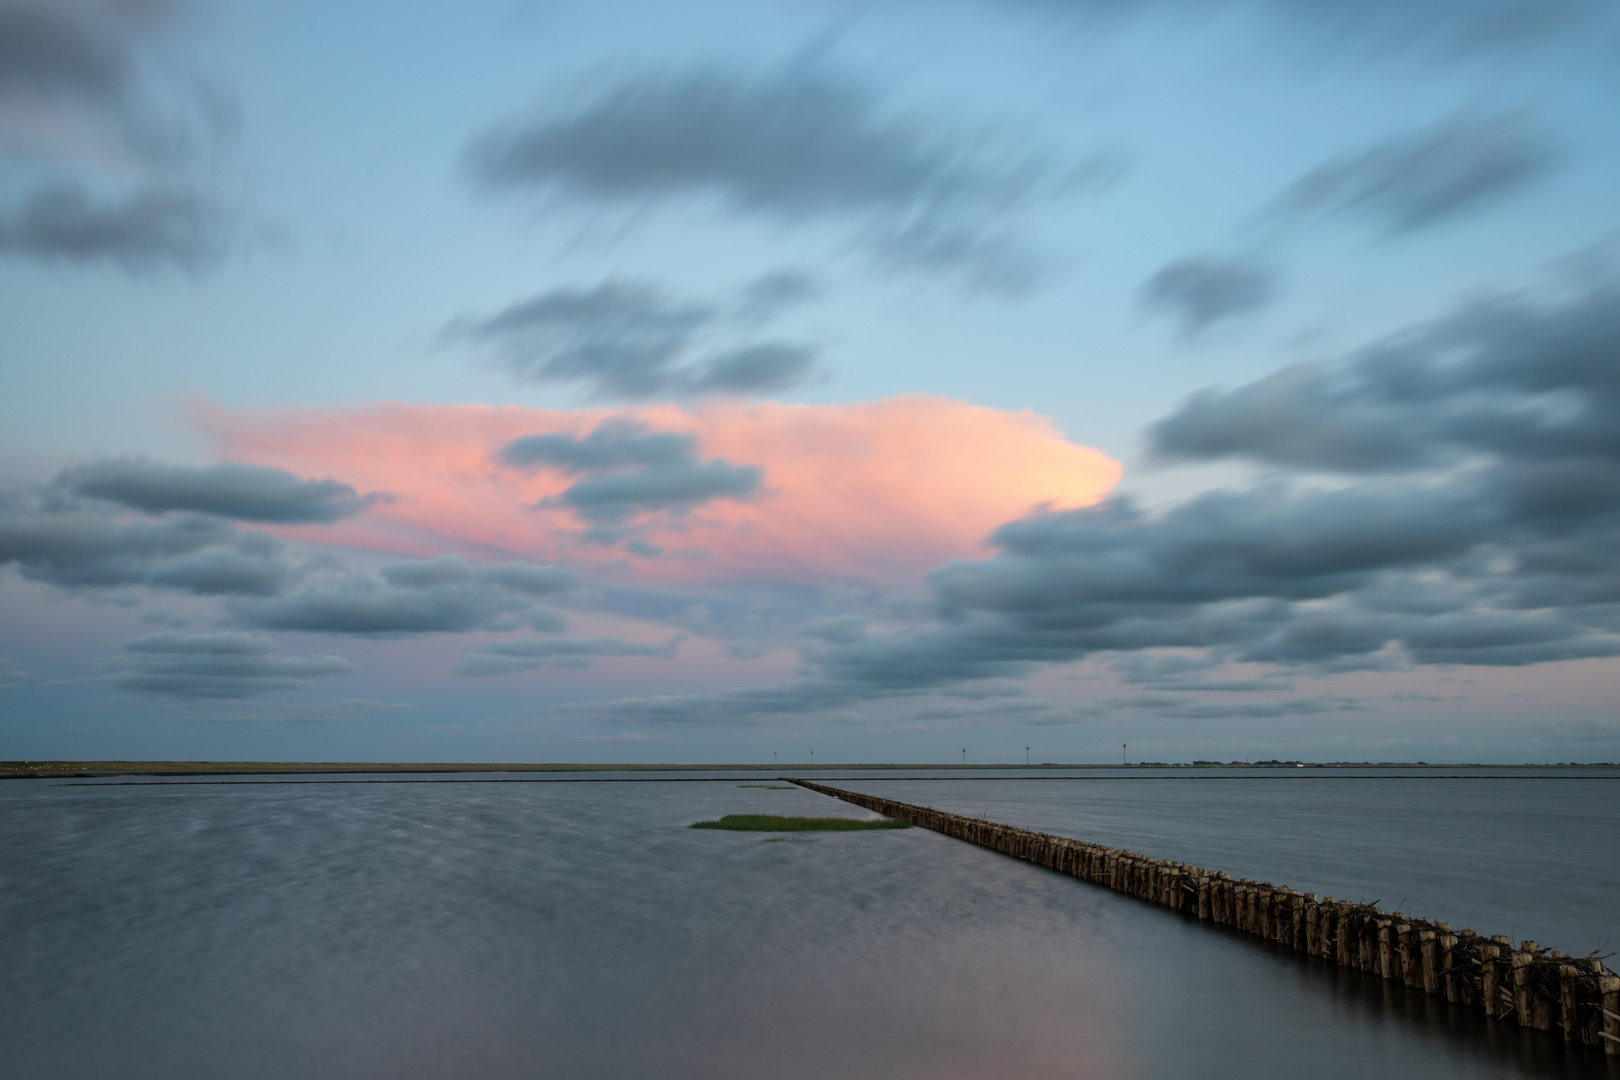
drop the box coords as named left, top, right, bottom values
left=789, top=777, right=1620, bottom=1059
left=62, top=773, right=1620, bottom=787
left=66, top=775, right=1620, bottom=787
left=64, top=777, right=803, bottom=787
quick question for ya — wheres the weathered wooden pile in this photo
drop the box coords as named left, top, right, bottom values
left=789, top=777, right=1620, bottom=1055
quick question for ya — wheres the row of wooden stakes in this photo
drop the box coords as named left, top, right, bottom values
left=788, top=778, right=1620, bottom=1056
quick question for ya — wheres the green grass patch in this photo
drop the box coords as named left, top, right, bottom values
left=690, top=814, right=909, bottom=832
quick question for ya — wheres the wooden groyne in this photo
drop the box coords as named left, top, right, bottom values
left=789, top=777, right=1620, bottom=1055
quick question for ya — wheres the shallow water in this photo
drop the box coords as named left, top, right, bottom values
left=2, top=773, right=1614, bottom=1079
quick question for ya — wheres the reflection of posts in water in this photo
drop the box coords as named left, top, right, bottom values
left=786, top=776, right=1620, bottom=1058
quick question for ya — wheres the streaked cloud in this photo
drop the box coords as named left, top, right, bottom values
left=0, top=0, right=252, bottom=273
left=1275, top=111, right=1555, bottom=234
left=111, top=631, right=354, bottom=699
left=455, top=279, right=819, bottom=400
left=0, top=510, right=297, bottom=595
left=466, top=64, right=1096, bottom=287
left=1140, top=257, right=1275, bottom=335
left=58, top=458, right=385, bottom=523
left=228, top=555, right=578, bottom=637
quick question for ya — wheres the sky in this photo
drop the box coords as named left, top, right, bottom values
left=2, top=0, right=1619, bottom=764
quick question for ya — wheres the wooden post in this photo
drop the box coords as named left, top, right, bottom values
left=1420, top=929, right=1438, bottom=995
left=1558, top=964, right=1578, bottom=1042
left=1377, top=920, right=1394, bottom=981
left=1290, top=892, right=1306, bottom=951
left=1394, top=924, right=1413, bottom=986
left=1511, top=949, right=1532, bottom=1026
left=1482, top=944, right=1502, bottom=1019
left=1335, top=903, right=1352, bottom=967
left=1197, top=874, right=1211, bottom=921
left=1439, top=932, right=1459, bottom=1003
left=1600, top=975, right=1620, bottom=1056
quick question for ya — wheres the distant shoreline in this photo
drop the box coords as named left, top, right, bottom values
left=3, top=760, right=1616, bottom=779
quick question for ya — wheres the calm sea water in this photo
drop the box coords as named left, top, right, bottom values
left=2, top=771, right=1615, bottom=1079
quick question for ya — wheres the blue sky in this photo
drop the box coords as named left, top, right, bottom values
left=2, top=0, right=1619, bottom=763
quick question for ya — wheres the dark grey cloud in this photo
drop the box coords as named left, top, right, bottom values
left=466, top=65, right=1080, bottom=286
left=457, top=634, right=685, bottom=676
left=499, top=420, right=762, bottom=530
left=0, top=1, right=253, bottom=273
left=0, top=2, right=134, bottom=101
left=559, top=460, right=761, bottom=522
left=229, top=555, right=580, bottom=636
left=58, top=458, right=382, bottom=523
left=1276, top=111, right=1555, bottom=234
left=500, top=418, right=695, bottom=472
left=0, top=510, right=297, bottom=594
left=772, top=282, right=1620, bottom=694
left=469, top=66, right=1021, bottom=218
left=982, top=0, right=1606, bottom=56
left=112, top=631, right=354, bottom=700
left=0, top=1, right=180, bottom=104
left=456, top=279, right=820, bottom=400
left=1140, top=257, right=1274, bottom=334
left=1150, top=284, right=1620, bottom=474
left=0, top=182, right=242, bottom=272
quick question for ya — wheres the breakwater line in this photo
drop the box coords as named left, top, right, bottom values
left=789, top=777, right=1620, bottom=1056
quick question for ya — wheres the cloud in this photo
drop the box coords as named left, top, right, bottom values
left=469, top=65, right=1020, bottom=218
left=501, top=419, right=762, bottom=531
left=455, top=280, right=819, bottom=400
left=734, top=270, right=823, bottom=322
left=58, top=458, right=383, bottom=522
left=1149, top=283, right=1620, bottom=474
left=500, top=419, right=694, bottom=472
left=111, top=631, right=354, bottom=699
left=229, top=555, right=579, bottom=636
left=1081, top=693, right=1374, bottom=720
left=979, top=0, right=1607, bottom=56
left=0, top=182, right=243, bottom=271
left=0, top=510, right=297, bottom=594
left=1275, top=111, right=1555, bottom=234
left=1140, top=257, right=1274, bottom=334
left=0, top=1, right=165, bottom=103
left=203, top=396, right=1122, bottom=587
left=0, top=1, right=253, bottom=273
left=466, top=64, right=1081, bottom=286
left=746, top=281, right=1620, bottom=703
left=457, top=634, right=685, bottom=676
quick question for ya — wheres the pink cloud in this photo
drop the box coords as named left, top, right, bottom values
left=200, top=396, right=1120, bottom=588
